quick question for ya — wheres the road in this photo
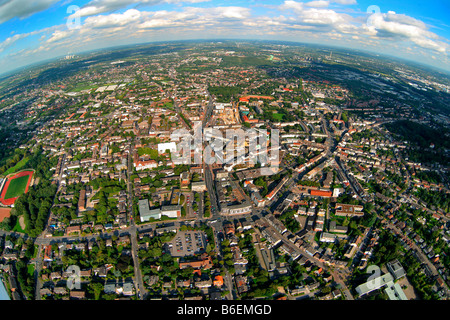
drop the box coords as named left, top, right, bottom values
left=202, top=90, right=235, bottom=300
left=33, top=241, right=44, bottom=300
left=209, top=218, right=235, bottom=300
left=204, top=164, right=219, bottom=217
left=202, top=89, right=220, bottom=218
left=203, top=90, right=215, bottom=128
left=129, top=225, right=146, bottom=300
left=174, top=98, right=191, bottom=130
left=126, top=141, right=147, bottom=300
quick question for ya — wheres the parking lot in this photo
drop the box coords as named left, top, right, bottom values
left=167, top=230, right=207, bottom=257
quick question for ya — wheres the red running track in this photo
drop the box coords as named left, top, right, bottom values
left=0, top=170, right=34, bottom=206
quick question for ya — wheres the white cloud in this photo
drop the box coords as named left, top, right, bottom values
left=368, top=11, right=448, bottom=53
left=33, top=5, right=254, bottom=60
left=305, top=1, right=329, bottom=8
left=216, top=6, right=250, bottom=20
left=277, top=0, right=448, bottom=55
left=279, top=1, right=304, bottom=13
left=72, top=0, right=210, bottom=18
left=332, top=0, right=356, bottom=4
left=84, top=8, right=142, bottom=28
left=47, top=30, right=71, bottom=43
left=279, top=2, right=358, bottom=35
left=0, top=0, right=60, bottom=24
left=300, top=8, right=349, bottom=26
left=137, top=6, right=251, bottom=30
left=0, top=26, right=57, bottom=52
left=1, top=0, right=449, bottom=75
left=0, top=33, right=27, bottom=52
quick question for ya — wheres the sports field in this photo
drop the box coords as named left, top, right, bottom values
left=4, top=175, right=29, bottom=199
left=0, top=170, right=34, bottom=206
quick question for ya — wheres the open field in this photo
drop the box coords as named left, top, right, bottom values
left=0, top=208, right=11, bottom=223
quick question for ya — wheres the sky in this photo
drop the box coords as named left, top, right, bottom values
left=0, top=0, right=449, bottom=76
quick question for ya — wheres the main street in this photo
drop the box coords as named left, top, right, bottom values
left=202, top=89, right=235, bottom=300
left=127, top=140, right=147, bottom=300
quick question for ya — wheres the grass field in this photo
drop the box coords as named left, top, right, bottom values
left=272, top=113, right=284, bottom=121
left=4, top=175, right=29, bottom=199
left=27, top=264, right=35, bottom=277
left=3, top=157, right=29, bottom=176
left=12, top=218, right=25, bottom=233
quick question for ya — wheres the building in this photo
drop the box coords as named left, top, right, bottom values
left=265, top=177, right=288, bottom=201
left=66, top=225, right=81, bottom=236
left=386, top=259, right=406, bottom=280
left=180, top=172, right=190, bottom=187
left=344, top=235, right=363, bottom=259
left=309, top=189, right=333, bottom=198
left=320, top=232, right=337, bottom=243
left=191, top=181, right=207, bottom=192
left=213, top=275, right=224, bottom=287
left=139, top=200, right=157, bottom=222
left=158, top=142, right=177, bottom=154
left=384, top=282, right=408, bottom=300
left=221, top=202, right=252, bottom=216
left=335, top=203, right=364, bottom=217
left=179, top=253, right=213, bottom=270
left=355, top=273, right=394, bottom=297
left=78, top=189, right=86, bottom=212
left=161, top=205, right=182, bottom=218
left=123, top=282, right=134, bottom=296
left=216, top=170, right=229, bottom=180
left=195, top=279, right=212, bottom=289
left=134, top=160, right=157, bottom=171
left=333, top=188, right=344, bottom=197
left=69, top=291, right=86, bottom=300
left=139, top=199, right=162, bottom=222
left=235, top=275, right=250, bottom=294
left=251, top=191, right=265, bottom=207
left=329, top=220, right=348, bottom=234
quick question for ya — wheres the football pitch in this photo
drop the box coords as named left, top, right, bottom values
left=4, top=175, right=30, bottom=199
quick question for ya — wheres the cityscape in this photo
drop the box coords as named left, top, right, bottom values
left=0, top=0, right=449, bottom=308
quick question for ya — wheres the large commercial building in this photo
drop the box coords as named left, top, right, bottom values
left=139, top=199, right=161, bottom=222
left=355, top=273, right=394, bottom=297
left=158, top=142, right=177, bottom=155
left=139, top=201, right=181, bottom=221
left=221, top=202, right=252, bottom=216
left=161, top=205, right=182, bottom=218
left=384, top=282, right=408, bottom=300
left=355, top=270, right=408, bottom=300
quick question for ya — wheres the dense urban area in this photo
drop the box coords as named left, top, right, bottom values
left=0, top=41, right=449, bottom=301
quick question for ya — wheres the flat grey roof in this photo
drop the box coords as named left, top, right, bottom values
left=139, top=199, right=151, bottom=215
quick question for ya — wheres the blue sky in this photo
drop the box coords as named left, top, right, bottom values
left=0, top=0, right=449, bottom=75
